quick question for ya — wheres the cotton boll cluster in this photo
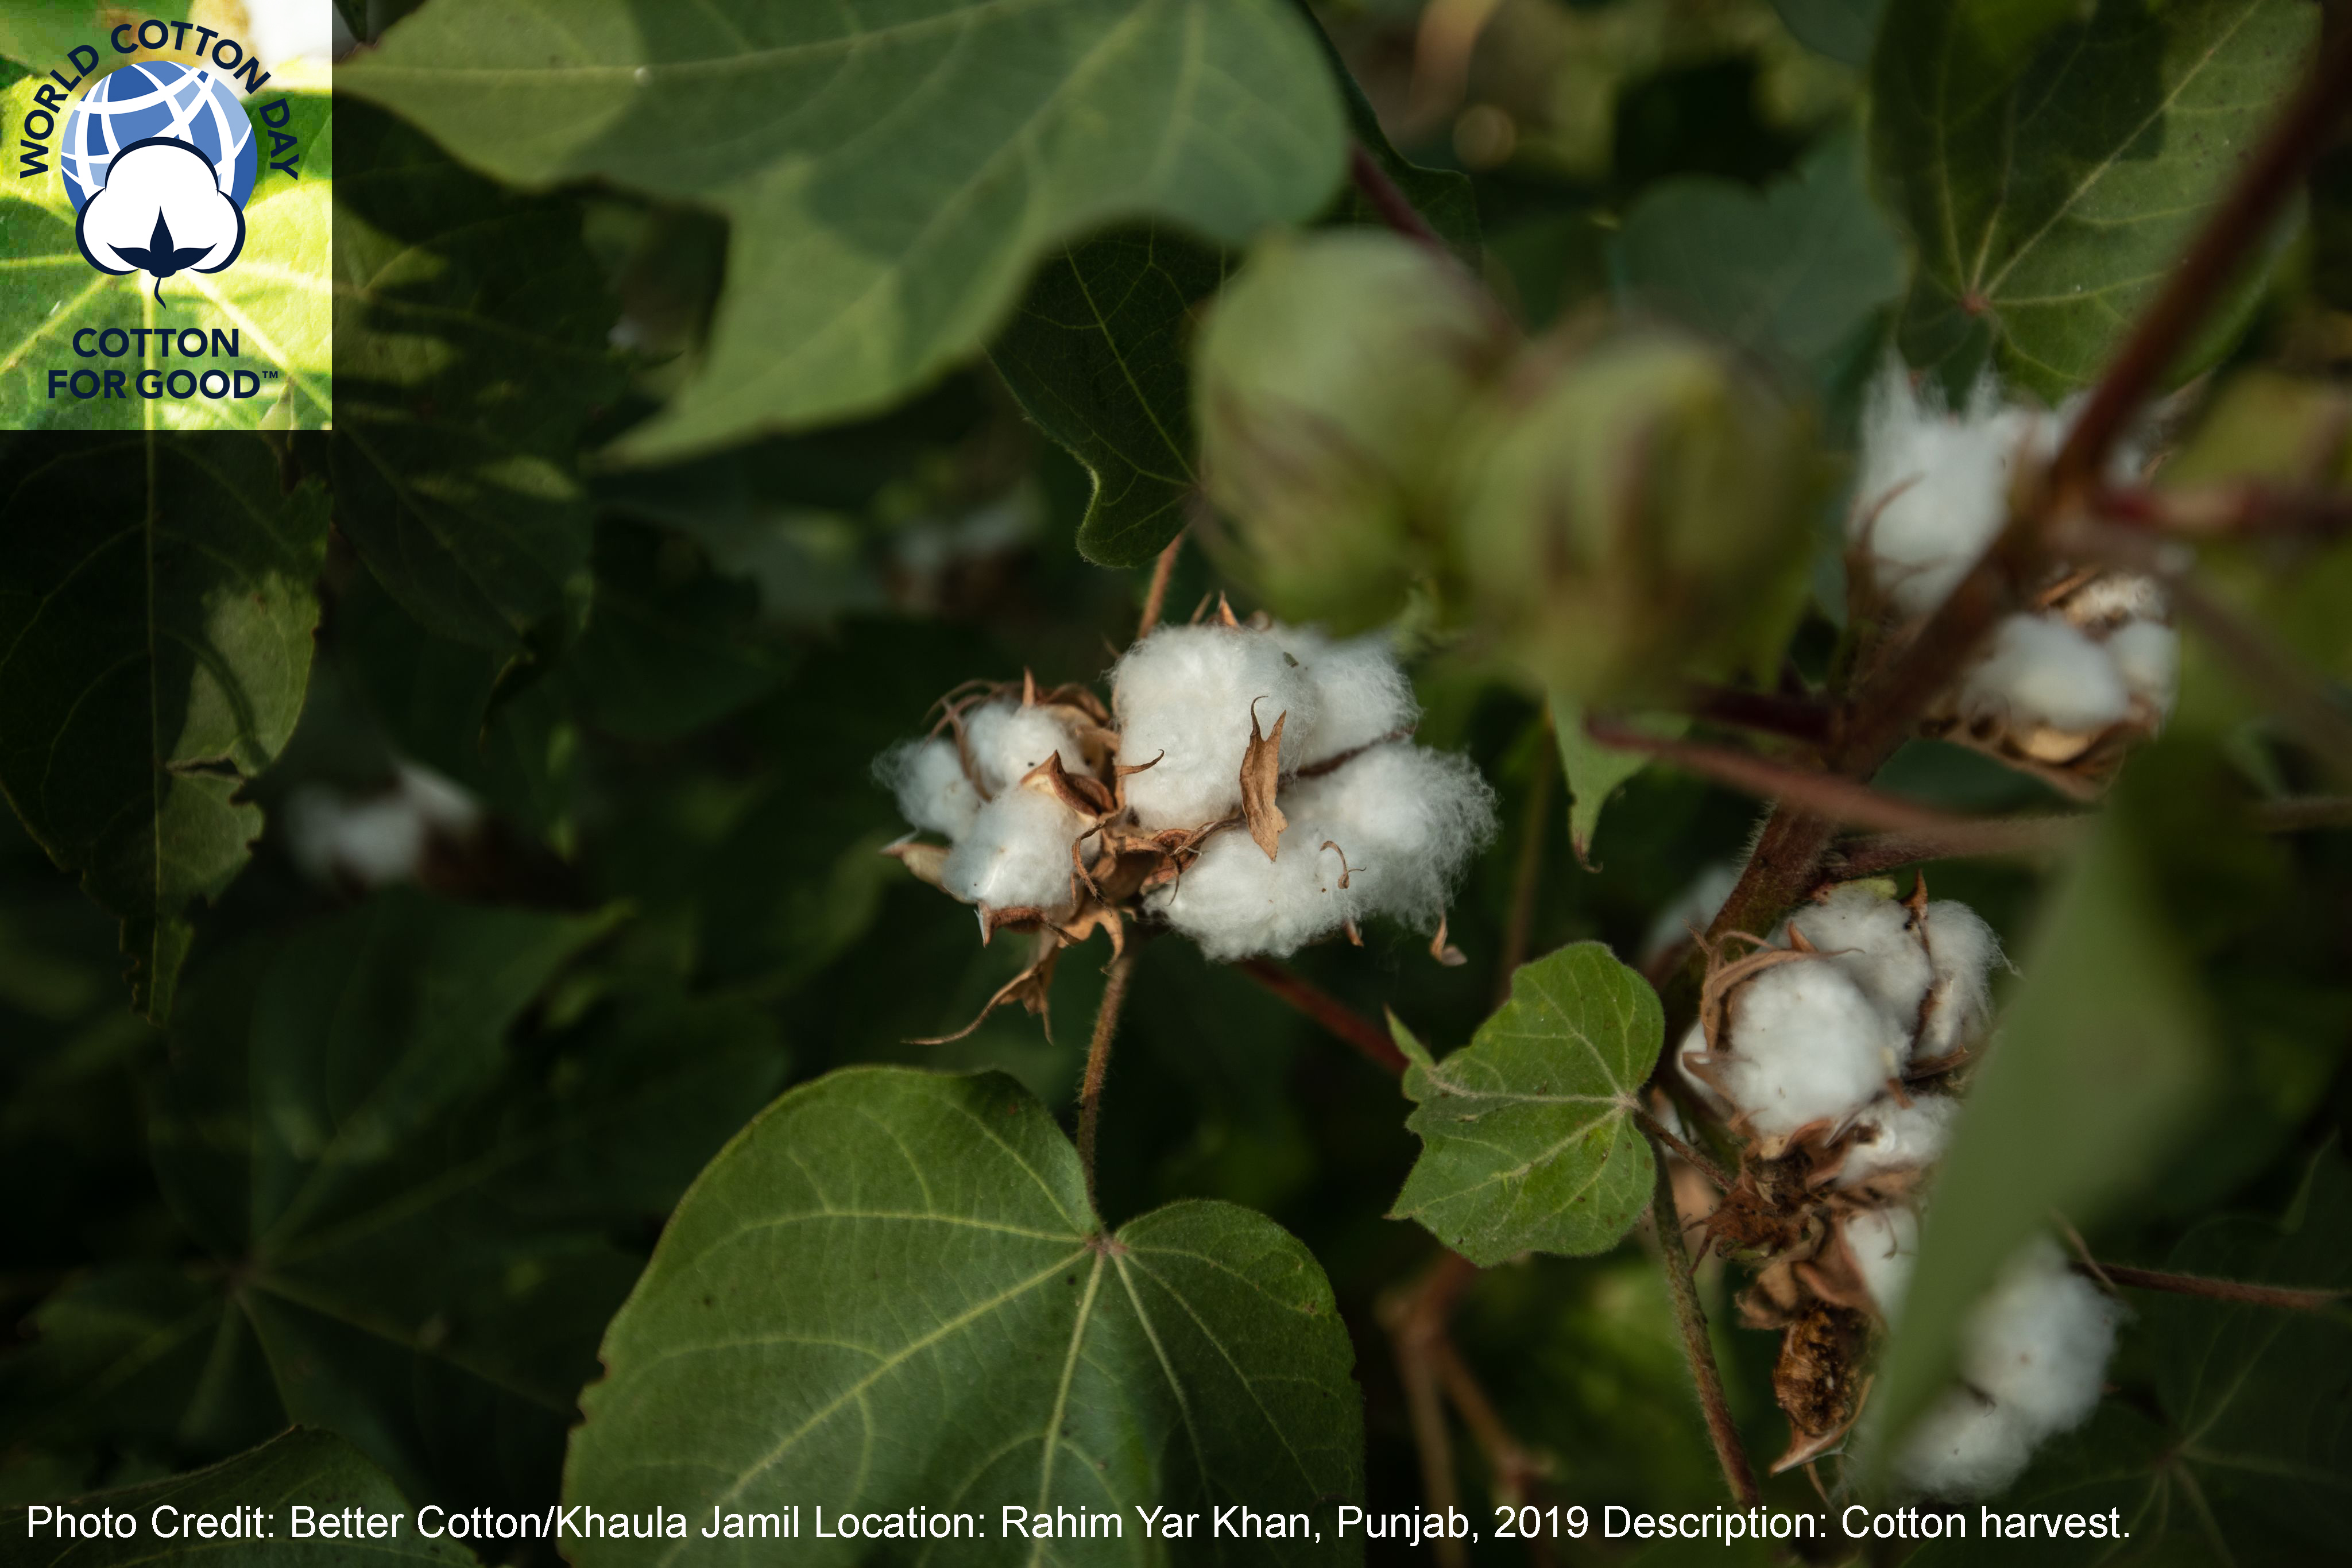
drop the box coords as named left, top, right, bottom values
left=939, top=785, right=1090, bottom=916
left=1883, top=1241, right=2120, bottom=1499
left=1851, top=368, right=2175, bottom=790
left=875, top=737, right=982, bottom=841
left=285, top=762, right=482, bottom=889
left=1679, top=882, right=1999, bottom=1159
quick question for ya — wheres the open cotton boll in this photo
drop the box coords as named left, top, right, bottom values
left=1895, top=1390, right=2034, bottom=1500
left=1713, top=961, right=1904, bottom=1141
left=875, top=737, right=982, bottom=841
left=1958, top=614, right=2132, bottom=734
left=1918, top=900, right=2002, bottom=1061
left=1843, top=1204, right=1921, bottom=1322
left=1963, top=1241, right=2117, bottom=1437
left=1836, top=1095, right=1960, bottom=1190
left=287, top=763, right=482, bottom=889
left=1854, top=373, right=2048, bottom=618
left=1149, top=822, right=1358, bottom=960
left=1113, top=625, right=1319, bottom=830
left=962, top=700, right=1084, bottom=796
left=2106, top=619, right=2179, bottom=717
left=1790, top=885, right=1932, bottom=1044
left=1283, top=743, right=1498, bottom=929
left=1291, top=633, right=1419, bottom=765
left=940, top=788, right=1085, bottom=914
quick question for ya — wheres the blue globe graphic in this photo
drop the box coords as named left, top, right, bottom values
left=59, top=61, right=257, bottom=213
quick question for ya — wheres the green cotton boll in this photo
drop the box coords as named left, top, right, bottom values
left=1442, top=327, right=1819, bottom=702
left=1196, top=229, right=1506, bottom=632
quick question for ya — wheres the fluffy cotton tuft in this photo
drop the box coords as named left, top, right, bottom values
left=2106, top=620, right=2180, bottom=717
left=1790, top=885, right=1932, bottom=1043
left=876, top=737, right=984, bottom=841
left=1290, top=631, right=1420, bottom=764
left=286, top=763, right=481, bottom=889
left=1958, top=614, right=2133, bottom=734
left=1918, top=900, right=2003, bottom=1061
left=1151, top=741, right=1495, bottom=959
left=1854, top=374, right=2051, bottom=618
left=1702, top=961, right=1904, bottom=1141
left=962, top=700, right=1084, bottom=796
left=1835, top=1094, right=1960, bottom=1190
left=1113, top=625, right=1321, bottom=830
left=939, top=788, right=1086, bottom=914
left=1895, top=1240, right=2118, bottom=1498
left=1843, top=1203, right=1921, bottom=1323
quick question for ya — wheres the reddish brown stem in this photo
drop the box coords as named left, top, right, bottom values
left=1381, top=1252, right=1481, bottom=1568
left=1822, top=816, right=2087, bottom=878
left=1683, top=683, right=1836, bottom=746
left=2085, top=1263, right=2347, bottom=1314
left=2051, top=25, right=2352, bottom=504
left=1077, top=949, right=1138, bottom=1218
left=1649, top=1140, right=1762, bottom=1508
left=2095, top=482, right=2352, bottom=540
left=2257, top=795, right=2352, bottom=831
left=1236, top=957, right=1408, bottom=1075
left=1635, top=1109, right=1737, bottom=1193
left=1347, top=142, right=1449, bottom=255
left=1136, top=530, right=1184, bottom=638
left=1588, top=715, right=1977, bottom=835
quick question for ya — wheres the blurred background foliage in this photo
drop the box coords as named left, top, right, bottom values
left=2, top=0, right=2349, bottom=1561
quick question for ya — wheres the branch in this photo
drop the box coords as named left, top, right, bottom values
left=1587, top=715, right=1979, bottom=835
left=1821, top=815, right=2087, bottom=879
left=1648, top=1140, right=1762, bottom=1508
left=1347, top=142, right=1448, bottom=255
left=1236, top=957, right=1409, bottom=1075
left=2050, top=24, right=2352, bottom=504
left=2083, top=1262, right=2348, bottom=1315
left=1380, top=1252, right=1480, bottom=1568
left=1635, top=1109, right=1738, bottom=1193
left=2095, top=482, right=2352, bottom=541
left=1077, top=948, right=1139, bottom=1218
left=2256, top=794, right=2352, bottom=831
left=1683, top=683, right=1836, bottom=746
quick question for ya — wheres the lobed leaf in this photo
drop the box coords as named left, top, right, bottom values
left=341, top=0, right=1349, bottom=464
left=565, top=1066, right=1363, bottom=1567
left=1388, top=943, right=1658, bottom=1267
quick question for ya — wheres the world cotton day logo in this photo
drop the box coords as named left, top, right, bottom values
left=3, top=14, right=324, bottom=428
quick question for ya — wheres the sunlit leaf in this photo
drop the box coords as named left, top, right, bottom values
left=1389, top=943, right=1658, bottom=1267
left=566, top=1066, right=1363, bottom=1566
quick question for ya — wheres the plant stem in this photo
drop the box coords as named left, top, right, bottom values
left=1347, top=142, right=1448, bottom=255
left=1634, top=1109, right=1737, bottom=1192
left=1077, top=948, right=1138, bottom=1218
left=1649, top=1140, right=1762, bottom=1508
left=1683, top=683, right=1837, bottom=745
left=1137, top=529, right=1185, bottom=638
left=1587, top=717, right=1976, bottom=835
left=1823, top=816, right=2087, bottom=878
left=1380, top=1252, right=1481, bottom=1568
left=2084, top=1262, right=2349, bottom=1314
left=1497, top=721, right=1555, bottom=1004
left=1236, top=957, right=1408, bottom=1075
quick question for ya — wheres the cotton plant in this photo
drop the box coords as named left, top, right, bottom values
left=1850, top=369, right=2179, bottom=794
left=1667, top=878, right=2117, bottom=1493
left=874, top=605, right=1496, bottom=1033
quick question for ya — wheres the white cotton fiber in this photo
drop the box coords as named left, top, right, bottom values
left=1289, top=631, right=1419, bottom=765
left=962, top=700, right=1084, bottom=796
left=1958, top=614, right=2133, bottom=734
left=1917, top=900, right=2002, bottom=1062
left=1712, top=961, right=1904, bottom=1140
left=1113, top=625, right=1320, bottom=830
left=1854, top=373, right=2047, bottom=618
left=939, top=788, right=1085, bottom=915
left=1150, top=741, right=1495, bottom=959
left=1835, top=1095, right=1960, bottom=1190
left=1894, top=1239, right=2118, bottom=1498
left=876, top=737, right=982, bottom=841
left=1790, top=885, right=1932, bottom=1044
left=285, top=762, right=481, bottom=889
left=1843, top=1204, right=1921, bottom=1322
left=2106, top=619, right=2179, bottom=717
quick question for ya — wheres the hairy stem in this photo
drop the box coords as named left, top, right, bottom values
left=1635, top=1109, right=1737, bottom=1193
left=1077, top=949, right=1138, bottom=1218
left=1236, top=957, right=1409, bottom=1075
left=1823, top=816, right=2087, bottom=878
left=2086, top=1262, right=2349, bottom=1314
left=1649, top=1141, right=1762, bottom=1508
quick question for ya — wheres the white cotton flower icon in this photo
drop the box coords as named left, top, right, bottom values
left=75, top=139, right=246, bottom=301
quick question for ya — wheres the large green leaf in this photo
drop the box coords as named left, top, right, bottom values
left=0, top=434, right=328, bottom=1019
left=330, top=99, right=621, bottom=652
left=0, top=72, right=330, bottom=432
left=1388, top=943, right=1658, bottom=1267
left=1612, top=127, right=1901, bottom=381
left=1871, top=0, right=2316, bottom=398
left=341, top=0, right=1349, bottom=463
left=0, top=893, right=785, bottom=1512
left=565, top=1066, right=1363, bottom=1566
left=1871, top=798, right=2215, bottom=1463
left=1, top=1428, right=477, bottom=1567
left=1549, top=695, right=1688, bottom=869
left=1908, top=1152, right=2351, bottom=1561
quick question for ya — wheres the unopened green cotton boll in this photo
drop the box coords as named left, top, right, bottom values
left=1195, top=230, right=1506, bottom=631
left=1442, top=329, right=1818, bottom=702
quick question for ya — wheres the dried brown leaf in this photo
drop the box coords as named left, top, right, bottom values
left=1241, top=698, right=1288, bottom=861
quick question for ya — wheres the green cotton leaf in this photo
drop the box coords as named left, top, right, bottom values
left=1549, top=695, right=1687, bottom=869
left=1907, top=1151, right=2352, bottom=1563
left=0, top=1429, right=478, bottom=1566
left=1388, top=943, right=1659, bottom=1267
left=1612, top=127, right=1901, bottom=381
left=331, top=99, right=622, bottom=652
left=0, top=894, right=784, bottom=1512
left=991, top=229, right=1228, bottom=570
left=0, top=434, right=328, bottom=1020
left=565, top=1066, right=1363, bottom=1566
left=0, top=3, right=193, bottom=69
left=1872, top=0, right=2316, bottom=401
left=341, top=0, right=1349, bottom=465
left=1870, top=803, right=2215, bottom=1466
left=1769, top=0, right=1888, bottom=65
